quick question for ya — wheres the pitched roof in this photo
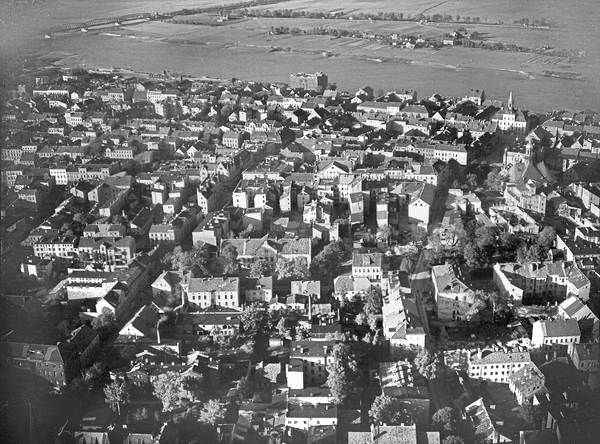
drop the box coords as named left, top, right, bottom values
left=470, top=351, right=531, bottom=366
left=537, top=319, right=580, bottom=338
left=431, top=263, right=472, bottom=293
left=349, top=425, right=418, bottom=444
left=508, top=363, right=547, bottom=398
left=352, top=252, right=383, bottom=268
left=188, top=276, right=239, bottom=293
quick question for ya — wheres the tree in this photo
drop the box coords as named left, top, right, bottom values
left=443, top=436, right=465, bottom=444
left=362, top=231, right=377, bottom=247
left=364, top=288, right=383, bottom=317
left=152, top=371, right=184, bottom=411
left=197, top=399, right=225, bottom=425
left=92, top=307, right=116, bottom=338
left=487, top=291, right=510, bottom=322
left=536, top=226, right=556, bottom=252
left=236, top=376, right=254, bottom=399
left=221, top=244, right=239, bottom=275
left=276, top=317, right=288, bottom=336
left=133, top=407, right=149, bottom=422
left=484, top=169, right=504, bottom=191
left=355, top=312, right=367, bottom=326
left=326, top=343, right=363, bottom=405
left=465, top=294, right=487, bottom=321
left=291, top=257, right=310, bottom=280
left=240, top=302, right=269, bottom=333
left=516, top=400, right=543, bottom=425
left=104, top=380, right=131, bottom=416
left=414, top=349, right=445, bottom=380
left=377, top=224, right=393, bottom=246
left=369, top=395, right=403, bottom=425
left=161, top=243, right=211, bottom=275
left=466, top=173, right=478, bottom=189
left=432, top=406, right=456, bottom=431
left=73, top=213, right=88, bottom=224
left=310, top=245, right=343, bottom=284
left=249, top=258, right=270, bottom=277
left=83, top=361, right=104, bottom=384
left=240, top=224, right=262, bottom=238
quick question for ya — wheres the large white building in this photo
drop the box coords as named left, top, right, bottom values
left=182, top=276, right=241, bottom=309
left=468, top=350, right=532, bottom=384
left=531, top=319, right=581, bottom=356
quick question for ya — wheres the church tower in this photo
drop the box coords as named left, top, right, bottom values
left=525, top=139, right=534, bottom=163
left=508, top=91, right=514, bottom=112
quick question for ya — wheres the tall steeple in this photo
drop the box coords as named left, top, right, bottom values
left=508, top=91, right=514, bottom=112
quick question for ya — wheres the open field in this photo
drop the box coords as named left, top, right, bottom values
left=0, top=0, right=241, bottom=53
left=1, top=0, right=599, bottom=112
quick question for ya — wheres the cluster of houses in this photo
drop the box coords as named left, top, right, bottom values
left=1, top=67, right=599, bottom=444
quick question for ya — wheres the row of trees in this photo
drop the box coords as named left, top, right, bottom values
left=104, top=371, right=225, bottom=421
left=244, top=7, right=487, bottom=25
left=428, top=217, right=556, bottom=270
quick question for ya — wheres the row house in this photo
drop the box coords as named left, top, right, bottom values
left=493, top=261, right=590, bottom=302
left=182, top=276, right=241, bottom=309
left=192, top=211, right=230, bottom=247
left=288, top=340, right=336, bottom=388
left=468, top=350, right=532, bottom=384
left=220, top=236, right=312, bottom=268
left=49, top=163, right=119, bottom=186
left=175, top=311, right=241, bottom=337
left=232, top=179, right=280, bottom=209
left=82, top=223, right=127, bottom=239
left=382, top=289, right=427, bottom=358
left=33, top=235, right=78, bottom=260
left=77, top=236, right=136, bottom=266
left=149, top=207, right=201, bottom=245
left=391, top=181, right=436, bottom=226
left=504, top=182, right=547, bottom=215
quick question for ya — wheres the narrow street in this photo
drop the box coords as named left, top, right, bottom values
left=408, top=190, right=455, bottom=410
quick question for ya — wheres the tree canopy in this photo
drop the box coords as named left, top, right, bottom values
left=310, top=241, right=349, bottom=285
left=326, top=343, right=363, bottom=405
left=104, top=380, right=131, bottom=416
left=369, top=395, right=403, bottom=425
left=249, top=258, right=271, bottom=278
left=276, top=257, right=310, bottom=281
left=161, top=243, right=213, bottom=275
left=239, top=302, right=269, bottom=333
left=197, top=399, right=226, bottom=425
left=414, top=349, right=445, bottom=380
left=432, top=406, right=456, bottom=431
left=152, top=371, right=184, bottom=411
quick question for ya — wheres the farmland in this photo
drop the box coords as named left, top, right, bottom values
left=1, top=0, right=599, bottom=111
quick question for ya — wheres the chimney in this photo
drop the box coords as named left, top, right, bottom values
left=156, top=322, right=161, bottom=344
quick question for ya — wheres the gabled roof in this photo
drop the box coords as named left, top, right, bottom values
left=431, top=263, right=472, bottom=293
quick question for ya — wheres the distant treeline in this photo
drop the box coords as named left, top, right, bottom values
left=241, top=8, right=556, bottom=28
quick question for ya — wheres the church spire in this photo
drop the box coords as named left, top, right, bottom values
left=508, top=91, right=514, bottom=112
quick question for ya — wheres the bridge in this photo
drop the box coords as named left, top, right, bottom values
left=46, top=12, right=153, bottom=35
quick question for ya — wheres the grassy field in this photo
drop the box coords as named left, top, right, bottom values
left=0, top=0, right=240, bottom=53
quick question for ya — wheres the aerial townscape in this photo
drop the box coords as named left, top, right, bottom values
left=0, top=2, right=599, bottom=444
